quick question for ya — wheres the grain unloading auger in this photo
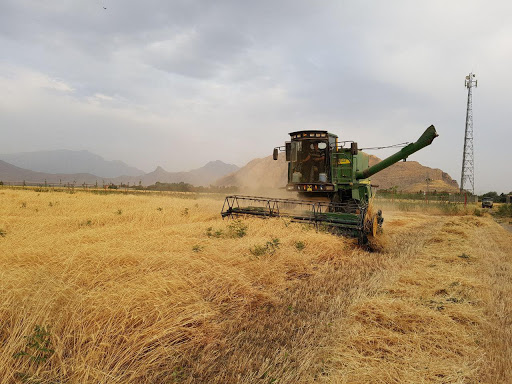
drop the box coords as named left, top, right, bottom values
left=222, top=125, right=438, bottom=242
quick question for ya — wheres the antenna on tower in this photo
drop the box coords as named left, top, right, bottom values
left=460, top=72, right=477, bottom=195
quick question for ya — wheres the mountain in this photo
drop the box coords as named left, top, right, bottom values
left=0, top=160, right=101, bottom=185
left=112, top=160, right=239, bottom=186
left=0, top=150, right=144, bottom=178
left=215, top=154, right=459, bottom=193
left=0, top=159, right=239, bottom=187
left=367, top=155, right=459, bottom=192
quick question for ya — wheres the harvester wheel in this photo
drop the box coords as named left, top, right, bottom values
left=362, top=212, right=378, bottom=239
left=371, top=215, right=378, bottom=237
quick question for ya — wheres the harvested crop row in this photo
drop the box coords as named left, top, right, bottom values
left=1, top=189, right=510, bottom=383
left=323, top=214, right=512, bottom=383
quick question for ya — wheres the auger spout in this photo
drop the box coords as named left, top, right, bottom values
left=355, top=125, right=438, bottom=180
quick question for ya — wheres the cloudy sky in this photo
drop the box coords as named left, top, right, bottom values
left=1, top=0, right=511, bottom=193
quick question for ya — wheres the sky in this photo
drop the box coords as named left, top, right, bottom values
left=0, top=0, right=511, bottom=194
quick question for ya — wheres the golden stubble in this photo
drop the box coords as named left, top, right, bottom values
left=0, top=188, right=510, bottom=383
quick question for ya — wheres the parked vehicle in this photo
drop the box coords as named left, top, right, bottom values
left=482, top=197, right=493, bottom=208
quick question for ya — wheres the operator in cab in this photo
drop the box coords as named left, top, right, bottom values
left=301, top=142, right=326, bottom=182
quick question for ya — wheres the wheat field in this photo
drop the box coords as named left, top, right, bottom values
left=0, top=188, right=510, bottom=383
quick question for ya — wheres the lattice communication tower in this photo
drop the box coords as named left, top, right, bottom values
left=460, top=73, right=477, bottom=194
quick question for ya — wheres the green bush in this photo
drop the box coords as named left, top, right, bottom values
left=205, top=221, right=248, bottom=239
left=227, top=220, right=247, bottom=238
left=13, top=325, right=54, bottom=364
left=496, top=204, right=512, bottom=217
left=192, top=244, right=203, bottom=252
left=206, top=227, right=223, bottom=238
left=250, top=238, right=280, bottom=256
left=13, top=325, right=55, bottom=383
left=294, top=241, right=305, bottom=251
left=249, top=244, right=268, bottom=256
left=438, top=203, right=461, bottom=215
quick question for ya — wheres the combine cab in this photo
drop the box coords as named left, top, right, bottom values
left=222, top=125, right=438, bottom=242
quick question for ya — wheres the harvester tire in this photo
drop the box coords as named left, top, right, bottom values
left=371, top=216, right=378, bottom=237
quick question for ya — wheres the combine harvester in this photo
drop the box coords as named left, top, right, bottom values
left=222, top=125, right=438, bottom=243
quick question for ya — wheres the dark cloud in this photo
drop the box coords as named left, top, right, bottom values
left=143, top=25, right=251, bottom=79
left=0, top=0, right=511, bottom=192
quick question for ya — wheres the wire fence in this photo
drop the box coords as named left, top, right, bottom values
left=0, top=180, right=496, bottom=205
left=375, top=191, right=478, bottom=204
left=0, top=180, right=145, bottom=192
left=0, top=181, right=238, bottom=199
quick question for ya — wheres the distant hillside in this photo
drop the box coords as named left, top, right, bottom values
left=0, top=159, right=239, bottom=187
left=367, top=155, right=459, bottom=192
left=0, top=160, right=101, bottom=185
left=112, top=160, right=239, bottom=186
left=215, top=154, right=459, bottom=193
left=0, top=150, right=144, bottom=178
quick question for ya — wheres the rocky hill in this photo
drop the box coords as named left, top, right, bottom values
left=215, top=154, right=459, bottom=193
left=367, top=155, right=459, bottom=192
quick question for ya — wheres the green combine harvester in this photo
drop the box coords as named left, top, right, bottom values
left=221, top=125, right=438, bottom=242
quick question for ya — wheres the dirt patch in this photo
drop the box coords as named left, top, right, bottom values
left=498, top=220, right=512, bottom=233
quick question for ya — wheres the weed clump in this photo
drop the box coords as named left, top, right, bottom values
left=206, top=220, right=248, bottom=239
left=13, top=325, right=54, bottom=364
left=13, top=325, right=55, bottom=383
left=206, top=227, right=223, bottom=238
left=249, top=244, right=267, bottom=257
left=171, top=366, right=186, bottom=381
left=250, top=238, right=280, bottom=256
left=294, top=241, right=305, bottom=251
left=227, top=219, right=247, bottom=238
left=80, top=219, right=93, bottom=227
left=439, top=203, right=462, bottom=215
left=0, top=229, right=6, bottom=237
left=496, top=204, right=512, bottom=217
